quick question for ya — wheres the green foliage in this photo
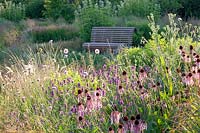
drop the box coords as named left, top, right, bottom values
left=117, top=47, right=154, bottom=67
left=0, top=1, right=25, bottom=22
left=0, top=0, right=27, bottom=4
left=25, top=0, right=44, bottom=18
left=178, top=0, right=200, bottom=19
left=30, top=25, right=80, bottom=43
left=75, top=0, right=115, bottom=41
left=117, top=0, right=161, bottom=19
left=43, top=0, right=75, bottom=23
left=158, top=0, right=181, bottom=15
left=126, top=17, right=151, bottom=46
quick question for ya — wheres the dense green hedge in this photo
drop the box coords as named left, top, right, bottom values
left=30, top=26, right=80, bottom=43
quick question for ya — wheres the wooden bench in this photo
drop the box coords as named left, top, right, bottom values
left=83, top=27, right=136, bottom=52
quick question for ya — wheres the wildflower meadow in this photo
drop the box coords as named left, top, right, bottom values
left=0, top=14, right=200, bottom=133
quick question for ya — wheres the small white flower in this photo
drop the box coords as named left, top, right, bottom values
left=83, top=71, right=88, bottom=77
left=178, top=18, right=182, bottom=21
left=95, top=49, right=100, bottom=54
left=64, top=48, right=69, bottom=54
left=64, top=54, right=68, bottom=58
left=49, top=40, right=53, bottom=44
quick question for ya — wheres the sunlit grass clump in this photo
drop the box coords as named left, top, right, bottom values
left=0, top=14, right=200, bottom=132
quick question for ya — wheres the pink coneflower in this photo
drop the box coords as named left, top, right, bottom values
left=111, top=111, right=121, bottom=124
left=118, top=124, right=125, bottom=133
left=189, top=45, right=194, bottom=54
left=77, top=102, right=84, bottom=117
left=130, top=119, right=147, bottom=133
left=77, top=116, right=85, bottom=128
left=139, top=68, right=147, bottom=81
left=185, top=73, right=194, bottom=86
left=196, top=59, right=200, bottom=67
left=118, top=85, right=124, bottom=95
left=130, top=120, right=140, bottom=133
left=122, top=71, right=127, bottom=76
left=109, top=127, right=114, bottom=133
left=85, top=96, right=93, bottom=112
left=84, top=89, right=89, bottom=96
left=152, top=84, right=157, bottom=91
left=179, top=45, right=183, bottom=55
left=184, top=55, right=191, bottom=63
left=196, top=69, right=200, bottom=85
left=166, top=67, right=172, bottom=76
left=140, top=91, right=149, bottom=100
left=123, top=116, right=129, bottom=132
left=77, top=89, right=83, bottom=102
left=93, top=92, right=102, bottom=110
left=181, top=73, right=186, bottom=83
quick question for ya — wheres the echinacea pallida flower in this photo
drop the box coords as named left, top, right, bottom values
left=111, top=111, right=121, bottom=124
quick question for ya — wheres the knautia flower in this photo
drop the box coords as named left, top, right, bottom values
left=70, top=105, right=77, bottom=114
left=83, top=71, right=89, bottom=77
left=95, top=49, right=100, bottom=54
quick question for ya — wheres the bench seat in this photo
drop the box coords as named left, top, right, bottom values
left=83, top=42, right=126, bottom=49
left=83, top=27, right=136, bottom=52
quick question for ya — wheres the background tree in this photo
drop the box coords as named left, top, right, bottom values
left=43, top=0, right=75, bottom=23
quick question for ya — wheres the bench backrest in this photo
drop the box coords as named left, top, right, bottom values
left=91, top=27, right=136, bottom=46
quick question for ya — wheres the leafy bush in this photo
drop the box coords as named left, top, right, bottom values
left=75, top=0, right=114, bottom=41
left=126, top=17, right=151, bottom=46
left=178, top=0, right=200, bottom=19
left=157, top=0, right=181, bottom=15
left=117, top=0, right=161, bottom=19
left=0, top=1, right=25, bottom=22
left=43, top=0, right=75, bottom=23
left=30, top=25, right=80, bottom=43
left=117, top=47, right=154, bottom=67
left=25, top=0, right=44, bottom=18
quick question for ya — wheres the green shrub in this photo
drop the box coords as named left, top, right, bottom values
left=117, top=47, right=154, bottom=68
left=157, top=0, right=181, bottom=15
left=30, top=25, right=80, bottom=43
left=117, top=0, right=161, bottom=19
left=75, top=0, right=114, bottom=41
left=0, top=1, right=25, bottom=22
left=43, top=0, right=75, bottom=23
left=126, top=17, right=151, bottom=47
left=25, top=0, right=44, bottom=18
